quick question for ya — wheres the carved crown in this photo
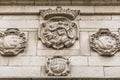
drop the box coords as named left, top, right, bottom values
left=40, top=6, right=80, bottom=20
left=4, top=28, right=20, bottom=35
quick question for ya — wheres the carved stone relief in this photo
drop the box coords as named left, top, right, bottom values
left=90, top=28, right=120, bottom=56
left=0, top=28, right=27, bottom=56
left=39, top=7, right=80, bottom=49
left=46, top=56, right=70, bottom=76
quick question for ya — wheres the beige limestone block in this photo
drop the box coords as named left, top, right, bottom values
left=104, top=67, right=120, bottom=77
left=71, top=66, right=104, bottom=77
left=9, top=56, right=45, bottom=66
left=0, top=66, right=40, bottom=78
left=89, top=56, right=120, bottom=66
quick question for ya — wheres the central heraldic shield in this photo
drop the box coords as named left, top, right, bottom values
left=39, top=7, right=79, bottom=49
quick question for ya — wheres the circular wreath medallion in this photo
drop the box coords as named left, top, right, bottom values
left=90, top=29, right=120, bottom=56
left=0, top=28, right=27, bottom=56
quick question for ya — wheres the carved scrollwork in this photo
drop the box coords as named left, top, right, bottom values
left=90, top=28, right=120, bottom=56
left=39, top=7, right=79, bottom=49
left=46, top=56, right=70, bottom=76
left=0, top=28, right=27, bottom=56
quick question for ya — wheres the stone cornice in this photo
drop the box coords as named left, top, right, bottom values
left=0, top=0, right=120, bottom=6
left=0, top=6, right=120, bottom=15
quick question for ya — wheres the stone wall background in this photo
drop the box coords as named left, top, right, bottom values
left=0, top=0, right=120, bottom=5
left=0, top=5, right=120, bottom=80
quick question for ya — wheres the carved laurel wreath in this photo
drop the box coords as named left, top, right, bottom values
left=90, top=29, right=120, bottom=56
left=0, top=28, right=27, bottom=56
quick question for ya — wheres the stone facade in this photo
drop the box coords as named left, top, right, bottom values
left=0, top=0, right=120, bottom=80
left=0, top=0, right=120, bottom=5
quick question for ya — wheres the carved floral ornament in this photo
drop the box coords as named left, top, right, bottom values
left=0, top=28, right=27, bottom=56
left=46, top=56, right=70, bottom=76
left=39, top=7, right=80, bottom=49
left=90, top=28, right=120, bottom=56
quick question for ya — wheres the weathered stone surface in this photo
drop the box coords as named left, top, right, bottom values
left=95, top=6, right=120, bottom=13
left=20, top=32, right=37, bottom=56
left=91, top=0, right=112, bottom=5
left=112, top=15, right=120, bottom=20
left=16, top=0, right=34, bottom=5
left=24, top=6, right=57, bottom=13
left=0, top=6, right=94, bottom=14
left=71, top=67, right=104, bottom=77
left=112, top=0, right=120, bottom=5
left=79, top=21, right=120, bottom=28
left=0, top=20, right=39, bottom=28
left=89, top=57, right=120, bottom=66
left=72, top=0, right=113, bottom=5
left=1, top=0, right=120, bottom=5
left=80, top=16, right=111, bottom=20
left=32, top=79, right=120, bottom=80
left=9, top=56, right=45, bottom=66
left=2, top=16, right=38, bottom=20
left=0, top=56, right=9, bottom=66
left=104, top=67, right=120, bottom=77
left=1, top=6, right=120, bottom=15
left=0, top=67, right=40, bottom=78
left=11, top=6, right=25, bottom=12
left=0, top=6, right=12, bottom=13
left=27, top=32, right=37, bottom=55
left=37, top=50, right=80, bottom=56
left=52, top=0, right=71, bottom=5
left=70, top=56, right=88, bottom=66
left=0, top=79, right=31, bottom=80
left=0, top=0, right=16, bottom=5
left=35, top=0, right=52, bottom=5
left=80, top=32, right=90, bottom=55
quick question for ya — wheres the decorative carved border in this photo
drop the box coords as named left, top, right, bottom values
left=90, top=28, right=120, bottom=56
left=0, top=28, right=27, bottom=56
left=39, top=7, right=79, bottom=49
left=46, top=56, right=70, bottom=76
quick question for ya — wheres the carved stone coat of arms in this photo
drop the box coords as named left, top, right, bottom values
left=0, top=28, right=27, bottom=56
left=90, top=29, right=120, bottom=56
left=46, top=56, right=70, bottom=76
left=39, top=7, right=80, bottom=49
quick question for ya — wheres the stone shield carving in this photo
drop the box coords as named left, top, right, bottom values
left=39, top=7, right=79, bottom=49
left=0, top=28, right=27, bottom=56
left=90, top=29, right=120, bottom=56
left=46, top=56, right=70, bottom=76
